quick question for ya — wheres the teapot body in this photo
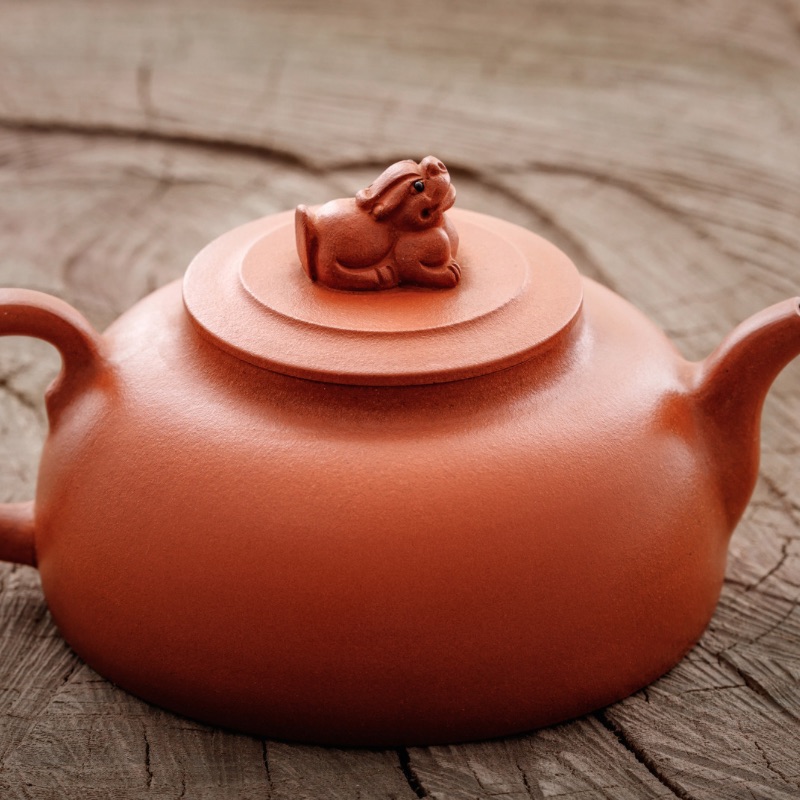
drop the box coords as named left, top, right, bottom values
left=31, top=275, right=731, bottom=745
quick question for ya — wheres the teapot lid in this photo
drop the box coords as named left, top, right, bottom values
left=183, top=162, right=583, bottom=386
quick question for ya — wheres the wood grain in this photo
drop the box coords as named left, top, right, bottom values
left=0, top=1, right=798, bottom=797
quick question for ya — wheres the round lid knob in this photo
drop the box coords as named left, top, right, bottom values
left=183, top=159, right=583, bottom=386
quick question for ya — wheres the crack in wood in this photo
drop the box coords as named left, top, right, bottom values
left=723, top=577, right=800, bottom=605
left=514, top=758, right=543, bottom=800
left=0, top=375, right=39, bottom=416
left=753, top=739, right=792, bottom=783
left=396, top=748, right=428, bottom=798
left=718, top=648, right=800, bottom=725
left=750, top=599, right=799, bottom=648
left=261, top=739, right=273, bottom=795
left=596, top=712, right=700, bottom=800
left=760, top=474, right=800, bottom=526
left=673, top=682, right=747, bottom=695
left=0, top=117, right=330, bottom=176
left=0, top=656, right=82, bottom=767
left=143, top=726, right=153, bottom=789
left=750, top=538, right=792, bottom=592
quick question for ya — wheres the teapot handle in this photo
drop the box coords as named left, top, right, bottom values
left=0, top=289, right=107, bottom=567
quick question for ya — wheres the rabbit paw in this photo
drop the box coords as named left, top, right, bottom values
left=422, top=261, right=461, bottom=288
left=375, top=264, right=399, bottom=288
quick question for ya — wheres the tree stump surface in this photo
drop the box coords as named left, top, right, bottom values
left=0, top=2, right=798, bottom=798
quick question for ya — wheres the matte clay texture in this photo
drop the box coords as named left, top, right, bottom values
left=0, top=198, right=799, bottom=746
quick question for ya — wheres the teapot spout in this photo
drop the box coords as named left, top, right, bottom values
left=693, top=297, right=800, bottom=526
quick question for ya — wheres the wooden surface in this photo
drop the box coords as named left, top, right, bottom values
left=0, top=1, right=798, bottom=797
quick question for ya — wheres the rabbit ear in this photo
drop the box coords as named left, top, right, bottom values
left=356, top=160, right=421, bottom=218
left=369, top=182, right=415, bottom=220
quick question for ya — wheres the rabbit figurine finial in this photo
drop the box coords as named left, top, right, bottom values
left=295, top=156, right=461, bottom=290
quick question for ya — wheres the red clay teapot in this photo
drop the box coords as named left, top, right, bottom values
left=0, top=158, right=798, bottom=746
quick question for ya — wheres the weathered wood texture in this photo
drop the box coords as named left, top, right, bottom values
left=0, top=1, right=798, bottom=797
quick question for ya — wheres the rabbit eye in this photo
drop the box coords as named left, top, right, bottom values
left=413, top=180, right=425, bottom=193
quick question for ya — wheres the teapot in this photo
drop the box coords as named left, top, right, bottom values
left=0, top=158, right=797, bottom=746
